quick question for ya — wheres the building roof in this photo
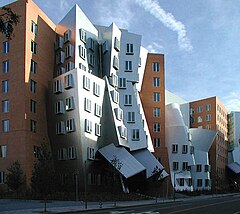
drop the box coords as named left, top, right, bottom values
left=227, top=162, right=240, bottom=174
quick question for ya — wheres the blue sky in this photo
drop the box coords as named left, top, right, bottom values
left=2, top=0, right=240, bottom=111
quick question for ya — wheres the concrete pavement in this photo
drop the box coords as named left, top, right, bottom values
left=0, top=193, right=239, bottom=213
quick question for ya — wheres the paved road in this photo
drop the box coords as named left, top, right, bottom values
left=78, top=194, right=240, bottom=214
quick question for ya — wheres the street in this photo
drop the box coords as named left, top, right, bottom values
left=79, top=194, right=240, bottom=214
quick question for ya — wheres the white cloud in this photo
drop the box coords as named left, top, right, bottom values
left=147, top=42, right=164, bottom=53
left=222, top=92, right=240, bottom=112
left=134, top=0, right=193, bottom=52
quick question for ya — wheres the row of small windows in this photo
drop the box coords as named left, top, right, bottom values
left=190, top=104, right=211, bottom=114
left=176, top=178, right=211, bottom=188
left=56, top=119, right=76, bottom=134
left=83, top=76, right=101, bottom=96
left=54, top=74, right=74, bottom=93
left=55, top=96, right=74, bottom=114
left=84, top=119, right=101, bottom=136
left=2, top=99, right=36, bottom=114
left=173, top=162, right=210, bottom=172
left=172, top=144, right=194, bottom=154
left=58, top=146, right=77, bottom=160
left=84, top=98, right=102, bottom=117
left=1, top=119, right=37, bottom=133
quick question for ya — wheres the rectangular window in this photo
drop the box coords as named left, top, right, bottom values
left=2, top=100, right=9, bottom=113
left=30, top=120, right=37, bottom=133
left=3, top=41, right=9, bottom=53
left=55, top=35, right=63, bottom=50
left=80, top=28, right=86, bottom=43
left=205, top=179, right=210, bottom=187
left=179, top=178, right=185, bottom=186
left=79, top=45, right=86, bottom=59
left=0, top=145, right=7, bottom=159
left=126, top=43, right=133, bottom=54
left=102, top=41, right=108, bottom=54
left=127, top=112, right=135, bottom=123
left=87, top=147, right=95, bottom=160
left=66, top=118, right=75, bottom=132
left=33, top=145, right=40, bottom=159
left=153, top=138, right=160, bottom=147
left=83, top=75, right=90, bottom=91
left=173, top=162, right=179, bottom=171
left=56, top=51, right=65, bottom=65
left=206, top=114, right=211, bottom=121
left=68, top=147, right=76, bottom=159
left=153, top=107, right=161, bottom=117
left=66, top=61, right=74, bottom=71
left=152, top=62, right=160, bottom=72
left=113, top=56, right=119, bottom=70
left=182, top=145, right=188, bottom=154
left=2, top=80, right=8, bottom=93
left=196, top=164, right=202, bottom=172
left=93, top=82, right=100, bottom=96
left=2, top=60, right=9, bottom=73
left=95, top=103, right=102, bottom=117
left=64, top=74, right=74, bottom=89
left=84, top=98, right=92, bottom=112
left=153, top=92, right=160, bottom=102
left=153, top=123, right=160, bottom=132
left=58, top=148, right=67, bottom=160
left=153, top=77, right=160, bottom=87
left=197, top=116, right=202, bottom=123
left=110, top=73, right=118, bottom=87
left=30, top=79, right=37, bottom=93
left=206, top=104, right=211, bottom=111
left=197, top=106, right=202, bottom=113
left=88, top=53, right=95, bottom=67
left=30, top=99, right=36, bottom=113
left=132, top=129, right=140, bottom=141
left=65, top=44, right=74, bottom=58
left=0, top=171, right=5, bottom=184
left=124, top=94, right=132, bottom=106
left=111, top=90, right=119, bottom=104
left=85, top=119, right=92, bottom=133
left=205, top=165, right=211, bottom=172
left=190, top=146, right=194, bottom=154
left=54, top=79, right=62, bottom=94
left=114, top=108, right=123, bottom=121
left=197, top=179, right=202, bottom=187
left=119, top=126, right=127, bottom=139
left=172, top=144, right=178, bottom=153
left=31, top=21, right=38, bottom=35
left=182, top=162, right=188, bottom=171
left=114, top=37, right=120, bottom=51
left=55, top=100, right=64, bottom=114
left=2, top=119, right=9, bottom=132
left=95, top=123, right=101, bottom=136
left=30, top=60, right=37, bottom=73
left=66, top=96, right=74, bottom=111
left=31, top=40, right=37, bottom=54
left=64, top=29, right=71, bottom=43
left=89, top=38, right=95, bottom=51
left=119, top=78, right=126, bottom=89
left=56, top=121, right=65, bottom=135
left=125, top=61, right=132, bottom=72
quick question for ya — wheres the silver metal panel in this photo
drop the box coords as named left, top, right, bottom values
left=98, top=143, right=145, bottom=178
left=132, top=149, right=167, bottom=178
left=227, top=162, right=240, bottom=174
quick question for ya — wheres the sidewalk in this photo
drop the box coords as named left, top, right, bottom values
left=0, top=193, right=239, bottom=214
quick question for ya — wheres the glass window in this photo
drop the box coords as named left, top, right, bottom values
left=2, top=60, right=9, bottom=73
left=197, top=116, right=202, bottom=123
left=206, top=114, right=211, bottom=121
left=197, top=179, right=202, bottom=187
left=206, top=104, right=211, bottom=111
left=124, top=95, right=132, bottom=106
left=152, top=62, right=160, bottom=72
left=56, top=121, right=65, bottom=135
left=30, top=60, right=37, bottom=73
left=153, top=107, right=160, bottom=117
left=153, top=77, right=160, bottom=87
left=2, top=80, right=8, bottom=93
left=95, top=123, right=101, bottom=136
left=64, top=29, right=71, bottom=43
left=65, top=44, right=73, bottom=58
left=84, top=98, right=92, bottom=112
left=66, top=96, right=74, bottom=111
left=113, top=56, right=119, bottom=70
left=179, top=178, right=185, bottom=186
left=2, top=100, right=9, bottom=113
left=132, top=129, right=140, bottom=141
left=172, top=144, right=178, bottom=153
left=89, top=53, right=95, bottom=67
left=114, top=37, right=120, bottom=51
left=68, top=147, right=76, bottom=159
left=79, top=29, right=86, bottom=43
left=64, top=74, right=74, bottom=89
left=30, top=80, right=37, bottom=93
left=31, top=21, right=38, bottom=35
left=66, top=118, right=75, bottom=132
left=153, top=138, right=160, bottom=147
left=182, top=145, right=188, bottom=154
left=126, top=43, right=133, bottom=54
left=153, top=92, right=160, bottom=102
left=173, top=162, right=179, bottom=171
left=0, top=145, right=7, bottom=159
left=83, top=75, right=90, bottom=91
left=30, top=120, right=36, bottom=133
left=3, top=41, right=9, bottom=53
left=182, top=162, right=188, bottom=171
left=93, top=82, right=100, bottom=96
left=30, top=99, right=36, bottom=113
left=85, top=119, right=92, bottom=133
left=119, top=78, right=126, bottom=89
left=2, top=120, right=9, bottom=132
left=79, top=45, right=86, bottom=59
left=125, top=61, right=132, bottom=72
left=95, top=103, right=102, bottom=117
left=54, top=79, right=62, bottom=94
left=153, top=123, right=160, bottom=132
left=196, top=164, right=202, bottom=172
left=0, top=171, right=5, bottom=184
left=31, top=40, right=37, bottom=54
left=197, top=106, right=202, bottom=113
left=127, top=112, right=135, bottom=123
left=111, top=90, right=119, bottom=104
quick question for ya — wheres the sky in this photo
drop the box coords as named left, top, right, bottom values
left=1, top=0, right=240, bottom=112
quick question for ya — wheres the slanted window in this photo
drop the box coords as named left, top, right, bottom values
left=83, top=75, right=90, bottom=91
left=65, top=44, right=74, bottom=58
left=89, top=38, right=95, bottom=51
left=119, top=126, right=127, bottom=139
left=64, top=29, right=71, bottom=43
left=79, top=45, right=86, bottom=60
left=113, top=56, right=119, bottom=70
left=58, top=148, right=67, bottom=160
left=55, top=35, right=63, bottom=50
left=152, top=62, right=160, bottom=72
left=132, top=129, right=140, bottom=141
left=87, top=147, right=95, bottom=160
left=30, top=80, right=37, bottom=93
left=85, top=119, right=92, bottom=133
left=172, top=144, right=178, bottom=153
left=126, top=43, right=133, bottom=54
left=56, top=51, right=65, bottom=65
left=30, top=99, right=36, bottom=113
left=95, top=103, right=102, bottom=117
left=190, top=146, right=194, bottom=154
left=95, top=123, right=101, bottom=136
left=80, top=28, right=86, bottom=43
left=93, top=82, right=100, bottom=96
left=66, top=96, right=74, bottom=111
left=66, top=61, right=74, bottom=71
left=205, top=165, right=211, bottom=172
left=30, top=60, right=37, bottom=73
left=54, top=79, right=62, bottom=94
left=31, top=40, right=37, bottom=54
left=114, top=37, right=120, bottom=51
left=102, top=41, right=108, bottom=54
left=114, top=108, right=123, bottom=121
left=64, top=74, right=74, bottom=89
left=110, top=73, right=118, bottom=87
left=31, top=21, right=38, bottom=35
left=111, top=90, right=119, bottom=104
left=84, top=98, right=92, bottom=112
left=88, top=53, right=95, bottom=67
left=68, top=147, right=77, bottom=159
